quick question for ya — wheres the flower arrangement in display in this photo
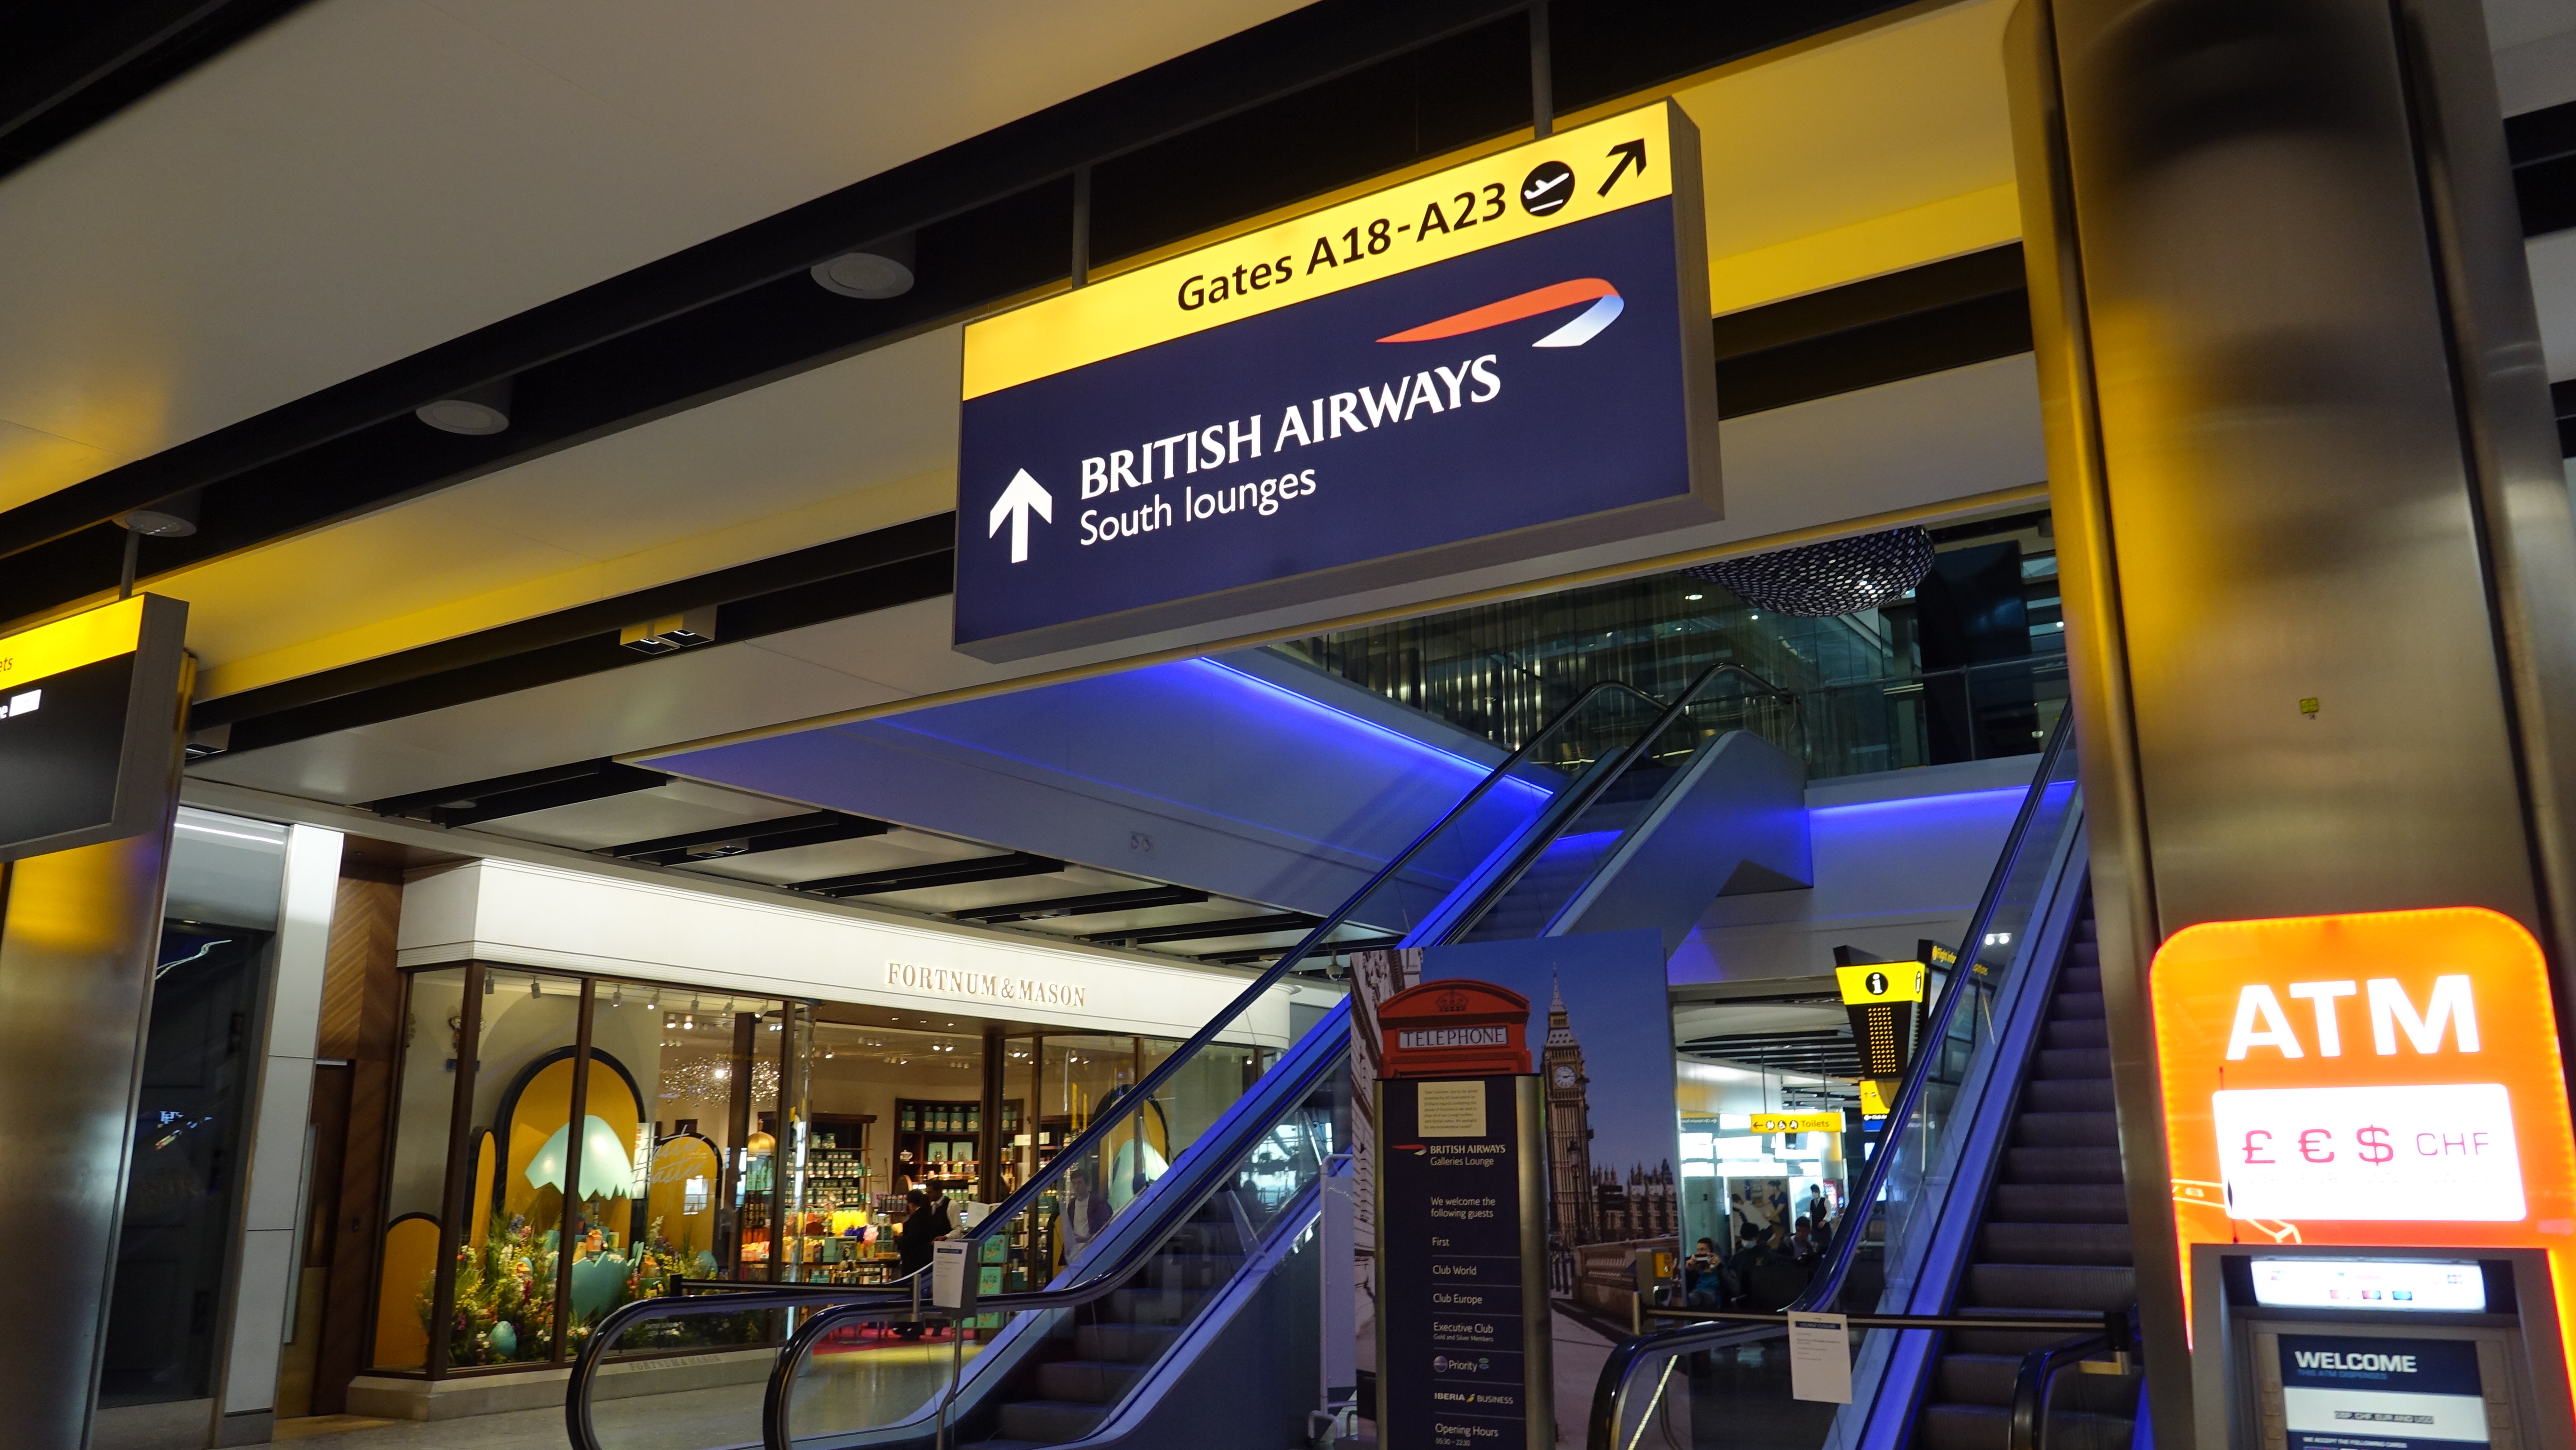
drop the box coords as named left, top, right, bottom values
left=431, top=1214, right=559, bottom=1365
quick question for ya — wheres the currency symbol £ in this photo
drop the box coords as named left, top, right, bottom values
left=2357, top=1126, right=2394, bottom=1165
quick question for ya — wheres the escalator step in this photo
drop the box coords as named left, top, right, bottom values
left=995, top=1400, right=1111, bottom=1444
left=1933, top=1352, right=2021, bottom=1407
left=2018, top=1078, right=2115, bottom=1113
left=1961, top=1264, right=2139, bottom=1313
left=2000, top=1146, right=2125, bottom=1183
left=1036, top=1359, right=1148, bottom=1405
left=2010, top=1112, right=2121, bottom=1149
left=1131, top=1254, right=1246, bottom=1290
left=1097, top=1287, right=1216, bottom=1325
left=2047, top=991, right=2106, bottom=1022
left=2042, top=1018, right=2109, bottom=1050
left=1979, top=1222, right=2134, bottom=1266
left=1075, top=1323, right=1183, bottom=1363
left=1920, top=1402, right=2011, bottom=1450
left=1984, top=1183, right=2129, bottom=1223
left=2058, top=965, right=2102, bottom=994
left=2032, top=1047, right=2113, bottom=1080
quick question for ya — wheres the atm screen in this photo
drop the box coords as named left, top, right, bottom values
left=2252, top=1258, right=2487, bottom=1313
left=2278, top=1334, right=2489, bottom=1450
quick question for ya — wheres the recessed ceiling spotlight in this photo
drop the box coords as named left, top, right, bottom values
left=416, top=378, right=513, bottom=435
left=811, top=235, right=915, bottom=299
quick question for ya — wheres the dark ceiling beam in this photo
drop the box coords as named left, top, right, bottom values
left=2508, top=98, right=2576, bottom=238
left=603, top=810, right=892, bottom=866
left=1202, top=932, right=1402, bottom=965
left=947, top=885, right=1210, bottom=924
left=0, top=0, right=315, bottom=178
left=368, top=758, right=668, bottom=828
left=1088, top=912, right=1321, bottom=947
left=0, top=0, right=1923, bottom=623
left=796, top=853, right=1065, bottom=897
left=2553, top=379, right=2575, bottom=461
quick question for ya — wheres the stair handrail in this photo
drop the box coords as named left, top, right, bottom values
left=1582, top=708, right=2080, bottom=1450
left=2007, top=1306, right=2136, bottom=1450
left=564, top=1015, right=1343, bottom=1450
left=943, top=673, right=1684, bottom=1265
left=1433, top=661, right=1794, bottom=943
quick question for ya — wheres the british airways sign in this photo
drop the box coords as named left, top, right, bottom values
left=953, top=103, right=1721, bottom=661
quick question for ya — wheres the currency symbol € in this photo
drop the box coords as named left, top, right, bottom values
left=2357, top=1126, right=2395, bottom=1165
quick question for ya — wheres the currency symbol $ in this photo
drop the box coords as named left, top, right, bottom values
left=2357, top=1126, right=2394, bottom=1165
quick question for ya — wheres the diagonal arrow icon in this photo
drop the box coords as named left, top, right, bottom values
left=1598, top=137, right=1647, bottom=196
left=987, top=468, right=1054, bottom=564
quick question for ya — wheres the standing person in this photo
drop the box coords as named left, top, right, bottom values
left=1060, top=1161, right=1114, bottom=1263
left=893, top=1188, right=950, bottom=1340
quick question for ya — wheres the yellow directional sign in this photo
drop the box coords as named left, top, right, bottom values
left=1749, top=1112, right=1844, bottom=1135
left=1835, top=962, right=1925, bottom=1005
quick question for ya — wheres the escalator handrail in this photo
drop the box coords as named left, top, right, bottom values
left=760, top=1176, right=1329, bottom=1450
left=1582, top=708, right=2080, bottom=1450
left=565, top=1000, right=1346, bottom=1450
left=750, top=662, right=1776, bottom=1450
left=1432, top=661, right=1792, bottom=944
left=948, top=676, right=1669, bottom=1258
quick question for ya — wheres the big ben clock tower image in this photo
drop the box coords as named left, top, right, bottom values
left=1539, top=976, right=1598, bottom=1250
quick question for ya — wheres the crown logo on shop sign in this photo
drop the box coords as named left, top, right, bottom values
left=1436, top=990, right=1469, bottom=1013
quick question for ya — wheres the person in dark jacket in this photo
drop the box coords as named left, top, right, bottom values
left=894, top=1188, right=950, bottom=1338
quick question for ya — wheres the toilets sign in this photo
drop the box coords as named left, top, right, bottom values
left=952, top=102, right=1721, bottom=661
left=2150, top=907, right=2576, bottom=1337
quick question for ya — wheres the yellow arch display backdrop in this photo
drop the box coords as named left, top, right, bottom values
left=647, top=1135, right=722, bottom=1266
left=500, top=1052, right=645, bottom=1226
left=371, top=1214, right=439, bottom=1369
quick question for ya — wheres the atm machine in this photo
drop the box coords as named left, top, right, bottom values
left=2190, top=1243, right=2574, bottom=1450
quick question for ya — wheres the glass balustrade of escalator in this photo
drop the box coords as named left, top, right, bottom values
left=1591, top=713, right=2086, bottom=1450
left=571, top=667, right=1741, bottom=1450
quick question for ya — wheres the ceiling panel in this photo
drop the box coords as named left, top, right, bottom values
left=0, top=0, right=1304, bottom=498
left=473, top=776, right=813, bottom=850
left=161, top=326, right=966, bottom=697
left=679, top=830, right=1027, bottom=888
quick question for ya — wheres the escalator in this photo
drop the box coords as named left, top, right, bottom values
left=1915, top=894, right=2138, bottom=1449
left=572, top=664, right=1792, bottom=1450
left=1584, top=716, right=2141, bottom=1450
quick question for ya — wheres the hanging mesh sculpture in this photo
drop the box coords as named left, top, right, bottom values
left=1685, top=526, right=1936, bottom=618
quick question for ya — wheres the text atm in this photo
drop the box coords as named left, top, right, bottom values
left=2190, top=1243, right=2573, bottom=1450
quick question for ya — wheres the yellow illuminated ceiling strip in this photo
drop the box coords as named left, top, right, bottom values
left=0, top=596, right=145, bottom=691
left=962, top=103, right=1679, bottom=400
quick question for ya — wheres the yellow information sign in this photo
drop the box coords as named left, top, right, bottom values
left=1835, top=962, right=1925, bottom=1005
left=1858, top=1081, right=1891, bottom=1119
left=0, top=596, right=145, bottom=693
left=1749, top=1112, right=1844, bottom=1135
left=964, top=104, right=1683, bottom=399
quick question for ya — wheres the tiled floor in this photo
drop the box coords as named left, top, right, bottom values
left=267, top=1340, right=976, bottom=1450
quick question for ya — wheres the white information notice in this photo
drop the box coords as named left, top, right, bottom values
left=1416, top=1079, right=1488, bottom=1138
left=1788, top=1313, right=1852, bottom=1403
left=2211, top=1084, right=2525, bottom=1221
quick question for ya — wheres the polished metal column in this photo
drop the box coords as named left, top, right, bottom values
left=2005, top=0, right=2576, bottom=1442
left=0, top=628, right=191, bottom=1449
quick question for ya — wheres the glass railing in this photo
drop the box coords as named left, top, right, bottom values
left=1587, top=710, right=2086, bottom=1450
left=572, top=663, right=1757, bottom=1450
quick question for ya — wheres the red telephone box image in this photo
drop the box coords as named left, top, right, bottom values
left=1377, top=979, right=1532, bottom=1078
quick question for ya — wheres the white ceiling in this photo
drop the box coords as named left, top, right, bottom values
left=0, top=0, right=1308, bottom=510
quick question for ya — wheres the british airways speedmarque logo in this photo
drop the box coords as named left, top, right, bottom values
left=1376, top=278, right=1625, bottom=349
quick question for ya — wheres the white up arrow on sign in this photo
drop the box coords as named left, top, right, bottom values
left=987, top=468, right=1054, bottom=564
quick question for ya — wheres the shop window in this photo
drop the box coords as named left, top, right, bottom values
left=366, top=967, right=800, bottom=1378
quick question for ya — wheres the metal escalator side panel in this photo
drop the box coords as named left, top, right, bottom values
left=1033, top=1182, right=1326, bottom=1450
left=1552, top=727, right=1810, bottom=950
left=1830, top=839, right=2095, bottom=1450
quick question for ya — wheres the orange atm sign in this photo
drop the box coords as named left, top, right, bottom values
left=2152, top=908, right=2576, bottom=1337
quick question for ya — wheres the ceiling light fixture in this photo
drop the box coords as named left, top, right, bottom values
left=810, top=234, right=916, bottom=299
left=117, top=489, right=201, bottom=538
left=416, top=378, right=512, bottom=435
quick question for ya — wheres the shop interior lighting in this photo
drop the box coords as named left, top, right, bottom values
left=1683, top=593, right=1704, bottom=601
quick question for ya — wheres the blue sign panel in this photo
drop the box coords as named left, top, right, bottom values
left=2278, top=1335, right=2492, bottom=1450
left=953, top=104, right=1717, bottom=661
